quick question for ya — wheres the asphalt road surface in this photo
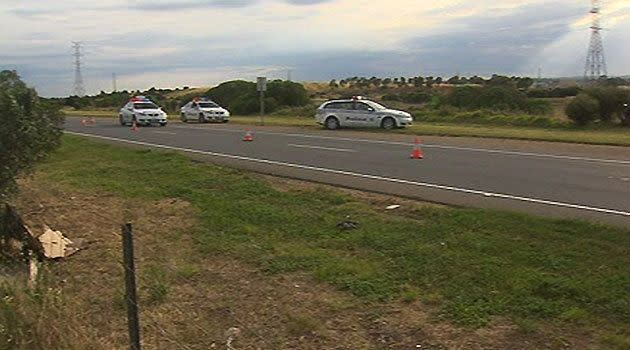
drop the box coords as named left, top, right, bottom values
left=65, top=117, right=630, bottom=226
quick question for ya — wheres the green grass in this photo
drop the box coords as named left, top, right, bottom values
left=63, top=108, right=630, bottom=146
left=410, top=107, right=569, bottom=128
left=35, top=135, right=630, bottom=333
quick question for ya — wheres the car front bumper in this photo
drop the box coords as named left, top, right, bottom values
left=399, top=118, right=413, bottom=127
left=137, top=118, right=167, bottom=125
left=203, top=114, right=229, bottom=122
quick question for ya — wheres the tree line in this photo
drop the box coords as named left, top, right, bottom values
left=329, top=75, right=536, bottom=90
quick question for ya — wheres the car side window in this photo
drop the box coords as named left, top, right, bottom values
left=324, top=102, right=339, bottom=110
left=355, top=102, right=373, bottom=111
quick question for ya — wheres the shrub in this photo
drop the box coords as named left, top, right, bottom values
left=565, top=94, right=600, bottom=125
left=445, top=86, right=548, bottom=114
left=382, top=94, right=400, bottom=101
left=527, top=87, right=581, bottom=98
left=401, top=91, right=432, bottom=104
left=0, top=70, right=64, bottom=197
left=584, top=87, right=628, bottom=122
left=206, top=80, right=309, bottom=115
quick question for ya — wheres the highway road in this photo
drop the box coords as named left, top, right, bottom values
left=65, top=117, right=630, bottom=226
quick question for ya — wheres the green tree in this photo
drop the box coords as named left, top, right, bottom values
left=0, top=70, right=64, bottom=197
left=469, top=76, right=485, bottom=85
left=516, top=77, right=534, bottom=90
left=584, top=87, right=628, bottom=122
left=565, top=93, right=600, bottom=126
left=487, top=74, right=513, bottom=86
left=447, top=76, right=461, bottom=85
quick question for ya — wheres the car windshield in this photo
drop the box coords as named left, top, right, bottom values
left=134, top=103, right=158, bottom=110
left=367, top=101, right=387, bottom=110
left=198, top=102, right=219, bottom=108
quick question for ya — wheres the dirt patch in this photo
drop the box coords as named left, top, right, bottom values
left=7, top=176, right=593, bottom=349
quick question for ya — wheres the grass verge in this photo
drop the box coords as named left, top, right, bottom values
left=33, top=135, right=630, bottom=335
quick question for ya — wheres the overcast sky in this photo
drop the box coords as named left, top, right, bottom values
left=1, top=0, right=628, bottom=97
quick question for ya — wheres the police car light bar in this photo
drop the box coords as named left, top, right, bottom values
left=130, top=96, right=151, bottom=102
left=351, top=96, right=364, bottom=100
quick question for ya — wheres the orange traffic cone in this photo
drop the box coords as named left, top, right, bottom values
left=131, top=120, right=139, bottom=132
left=243, top=130, right=253, bottom=142
left=81, top=118, right=87, bottom=126
left=410, top=136, right=424, bottom=159
left=89, top=117, right=96, bottom=125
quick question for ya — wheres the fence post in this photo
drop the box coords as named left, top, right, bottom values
left=122, top=223, right=141, bottom=350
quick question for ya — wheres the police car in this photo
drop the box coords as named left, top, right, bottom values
left=315, top=96, right=413, bottom=130
left=119, top=96, right=168, bottom=127
left=180, top=98, right=230, bottom=123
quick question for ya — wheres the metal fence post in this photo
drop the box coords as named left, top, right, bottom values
left=122, top=223, right=141, bottom=350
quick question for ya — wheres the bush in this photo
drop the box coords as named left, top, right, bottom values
left=584, top=87, right=628, bottom=122
left=266, top=80, right=309, bottom=107
left=445, top=86, right=549, bottom=114
left=206, top=80, right=310, bottom=115
left=0, top=70, right=64, bottom=197
left=401, top=91, right=432, bottom=104
left=527, top=87, right=581, bottom=98
left=565, top=94, right=600, bottom=125
left=381, top=91, right=433, bottom=104
left=382, top=94, right=400, bottom=101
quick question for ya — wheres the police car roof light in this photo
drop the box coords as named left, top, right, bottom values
left=130, top=96, right=151, bottom=102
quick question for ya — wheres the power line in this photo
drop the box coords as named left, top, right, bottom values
left=72, top=41, right=86, bottom=96
left=584, top=0, right=607, bottom=80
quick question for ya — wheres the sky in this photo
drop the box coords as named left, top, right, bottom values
left=0, top=0, right=628, bottom=97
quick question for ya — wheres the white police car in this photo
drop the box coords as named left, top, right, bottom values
left=180, top=98, right=230, bottom=123
left=119, top=96, right=168, bottom=127
left=315, top=96, right=413, bottom=130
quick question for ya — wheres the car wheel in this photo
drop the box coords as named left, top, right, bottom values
left=160, top=123, right=167, bottom=127
left=181, top=113, right=187, bottom=122
left=381, top=117, right=396, bottom=130
left=222, top=120, right=229, bottom=123
left=119, top=115, right=126, bottom=126
left=198, top=114, right=205, bottom=123
left=325, top=116, right=340, bottom=130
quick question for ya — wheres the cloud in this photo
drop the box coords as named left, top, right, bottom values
left=129, top=0, right=333, bottom=11
left=131, top=0, right=257, bottom=11
left=404, top=2, right=585, bottom=75
left=1, top=0, right=628, bottom=97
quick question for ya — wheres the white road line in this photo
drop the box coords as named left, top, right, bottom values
left=65, top=131, right=630, bottom=218
left=153, top=131, right=176, bottom=135
left=170, top=125, right=630, bottom=165
left=288, top=143, right=356, bottom=153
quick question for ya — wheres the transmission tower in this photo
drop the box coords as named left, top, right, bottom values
left=72, top=41, right=86, bottom=96
left=584, top=0, right=607, bottom=80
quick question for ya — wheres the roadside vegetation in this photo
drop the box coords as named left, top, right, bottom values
left=0, top=70, right=63, bottom=198
left=3, top=135, right=628, bottom=348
